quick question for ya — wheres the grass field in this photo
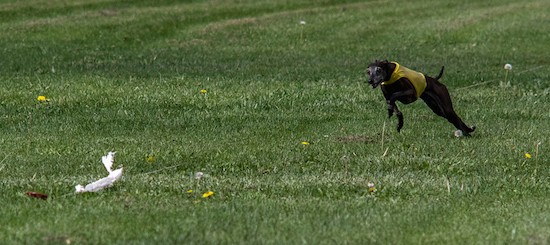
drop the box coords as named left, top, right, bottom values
left=1, top=0, right=550, bottom=244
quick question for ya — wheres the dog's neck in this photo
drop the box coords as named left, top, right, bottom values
left=384, top=62, right=397, bottom=82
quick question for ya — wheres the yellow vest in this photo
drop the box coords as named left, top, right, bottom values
left=382, top=62, right=426, bottom=98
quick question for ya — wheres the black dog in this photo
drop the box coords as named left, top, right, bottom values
left=366, top=60, right=475, bottom=135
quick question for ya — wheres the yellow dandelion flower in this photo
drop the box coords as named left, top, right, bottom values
left=200, top=89, right=207, bottom=94
left=525, top=153, right=532, bottom=159
left=202, top=191, right=214, bottom=198
left=146, top=155, right=155, bottom=163
left=186, top=189, right=193, bottom=193
left=301, top=141, right=310, bottom=145
left=37, top=95, right=47, bottom=102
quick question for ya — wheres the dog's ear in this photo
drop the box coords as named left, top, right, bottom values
left=376, top=60, right=390, bottom=69
left=368, top=60, right=378, bottom=68
left=372, top=59, right=385, bottom=65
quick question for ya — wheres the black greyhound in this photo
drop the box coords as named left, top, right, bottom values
left=366, top=60, right=475, bottom=135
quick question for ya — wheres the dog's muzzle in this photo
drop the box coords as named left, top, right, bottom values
left=368, top=79, right=381, bottom=89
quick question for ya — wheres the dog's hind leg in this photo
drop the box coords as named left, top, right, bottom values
left=421, top=89, right=475, bottom=135
left=436, top=86, right=475, bottom=134
left=420, top=94, right=445, bottom=118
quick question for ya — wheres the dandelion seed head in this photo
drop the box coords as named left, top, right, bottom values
left=454, top=130, right=463, bottom=137
left=504, top=64, right=512, bottom=70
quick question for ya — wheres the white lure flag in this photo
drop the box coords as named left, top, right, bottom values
left=75, top=152, right=123, bottom=193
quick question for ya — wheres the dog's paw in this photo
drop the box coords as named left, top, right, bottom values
left=397, top=122, right=403, bottom=132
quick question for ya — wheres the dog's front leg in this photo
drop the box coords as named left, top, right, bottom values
left=387, top=101, right=395, bottom=118
left=385, top=92, right=410, bottom=119
left=387, top=90, right=415, bottom=132
left=394, top=105, right=404, bottom=132
left=386, top=100, right=404, bottom=132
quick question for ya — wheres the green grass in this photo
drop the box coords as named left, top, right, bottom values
left=2, top=0, right=550, bottom=243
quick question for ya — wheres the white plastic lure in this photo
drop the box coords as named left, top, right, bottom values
left=75, top=152, right=123, bottom=193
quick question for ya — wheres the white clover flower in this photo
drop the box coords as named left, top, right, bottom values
left=194, top=172, right=204, bottom=180
left=504, top=64, right=512, bottom=70
left=367, top=182, right=376, bottom=193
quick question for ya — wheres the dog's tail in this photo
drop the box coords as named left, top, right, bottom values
left=435, top=66, right=445, bottom=80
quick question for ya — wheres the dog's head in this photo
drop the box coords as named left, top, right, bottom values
left=366, top=60, right=391, bottom=89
